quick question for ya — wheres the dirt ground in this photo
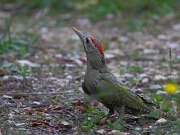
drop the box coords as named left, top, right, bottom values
left=0, top=10, right=180, bottom=134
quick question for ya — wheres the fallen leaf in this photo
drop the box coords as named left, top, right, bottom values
left=24, top=107, right=36, bottom=114
left=71, top=100, right=84, bottom=106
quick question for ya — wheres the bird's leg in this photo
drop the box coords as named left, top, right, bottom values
left=115, top=106, right=125, bottom=123
left=97, top=109, right=114, bottom=125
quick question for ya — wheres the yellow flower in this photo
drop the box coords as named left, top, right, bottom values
left=164, top=83, right=179, bottom=93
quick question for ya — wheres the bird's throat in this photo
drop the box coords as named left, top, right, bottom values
left=86, top=56, right=107, bottom=73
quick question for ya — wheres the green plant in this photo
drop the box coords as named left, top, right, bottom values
left=64, top=101, right=72, bottom=109
left=0, top=37, right=28, bottom=55
left=0, top=60, right=18, bottom=72
left=80, top=106, right=103, bottom=131
left=18, top=65, right=31, bottom=78
left=162, top=100, right=172, bottom=112
left=81, top=116, right=100, bottom=131
left=53, top=94, right=72, bottom=109
left=127, top=77, right=142, bottom=85
left=17, top=130, right=25, bottom=135
left=133, top=66, right=143, bottom=73
left=151, top=94, right=162, bottom=106
left=0, top=17, right=29, bottom=55
left=14, top=115, right=21, bottom=120
left=2, top=0, right=179, bottom=21
left=118, top=65, right=143, bottom=75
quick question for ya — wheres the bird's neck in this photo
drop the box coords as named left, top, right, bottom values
left=86, top=59, right=108, bottom=73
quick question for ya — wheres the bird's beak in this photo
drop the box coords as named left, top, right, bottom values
left=72, top=27, right=86, bottom=42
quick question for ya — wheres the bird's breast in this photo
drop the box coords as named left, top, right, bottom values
left=83, top=70, right=101, bottom=95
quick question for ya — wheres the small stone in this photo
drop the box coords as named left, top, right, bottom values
left=55, top=54, right=63, bottom=58
left=15, top=123, right=26, bottom=127
left=156, top=90, right=168, bottom=95
left=124, top=73, right=134, bottom=78
left=167, top=43, right=179, bottom=49
left=53, top=79, right=65, bottom=87
left=142, top=78, right=149, bottom=83
left=3, top=95, right=12, bottom=99
left=95, top=129, right=106, bottom=134
left=143, top=49, right=159, bottom=54
left=12, top=75, right=23, bottom=81
left=32, top=101, right=41, bottom=105
left=105, top=53, right=115, bottom=59
left=119, top=36, right=129, bottom=43
left=158, top=34, right=167, bottom=40
left=16, top=60, right=39, bottom=67
left=155, top=118, right=167, bottom=125
left=108, top=130, right=128, bottom=135
left=106, top=14, right=114, bottom=20
left=156, top=90, right=169, bottom=99
left=61, top=121, right=69, bottom=125
left=154, top=75, right=167, bottom=80
left=173, top=23, right=180, bottom=30
left=139, top=73, right=147, bottom=78
left=59, top=13, right=72, bottom=20
left=135, top=127, right=141, bottom=131
left=66, top=75, right=73, bottom=79
left=109, top=49, right=123, bottom=57
left=2, top=75, right=9, bottom=81
left=119, top=61, right=128, bottom=66
left=150, top=85, right=161, bottom=90
left=40, top=27, right=48, bottom=33
left=65, top=63, right=76, bottom=67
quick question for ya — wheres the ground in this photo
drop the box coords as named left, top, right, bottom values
left=0, top=8, right=180, bottom=135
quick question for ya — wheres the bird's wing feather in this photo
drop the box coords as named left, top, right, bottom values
left=96, top=72, right=154, bottom=113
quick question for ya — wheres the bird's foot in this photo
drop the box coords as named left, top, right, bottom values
left=97, top=114, right=117, bottom=125
left=97, top=115, right=108, bottom=125
left=97, top=109, right=115, bottom=125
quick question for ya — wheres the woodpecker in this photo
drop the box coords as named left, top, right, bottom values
left=72, top=28, right=159, bottom=124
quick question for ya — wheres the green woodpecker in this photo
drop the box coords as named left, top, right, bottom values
left=72, top=28, right=156, bottom=124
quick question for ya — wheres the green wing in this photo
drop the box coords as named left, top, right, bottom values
left=96, top=72, right=154, bottom=113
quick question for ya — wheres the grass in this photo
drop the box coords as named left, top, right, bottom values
left=1, top=0, right=180, bottom=20
left=1, top=60, right=19, bottom=72
left=80, top=106, right=102, bottom=131
left=0, top=37, right=28, bottom=55
left=0, top=17, right=40, bottom=57
left=0, top=0, right=179, bottom=56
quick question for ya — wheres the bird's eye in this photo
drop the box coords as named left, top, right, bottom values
left=86, top=38, right=89, bottom=43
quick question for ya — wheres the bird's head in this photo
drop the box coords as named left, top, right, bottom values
left=72, top=27, right=107, bottom=71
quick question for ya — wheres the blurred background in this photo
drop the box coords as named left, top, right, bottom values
left=0, top=0, right=180, bottom=54
left=0, top=0, right=180, bottom=134
left=1, top=0, right=180, bottom=19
